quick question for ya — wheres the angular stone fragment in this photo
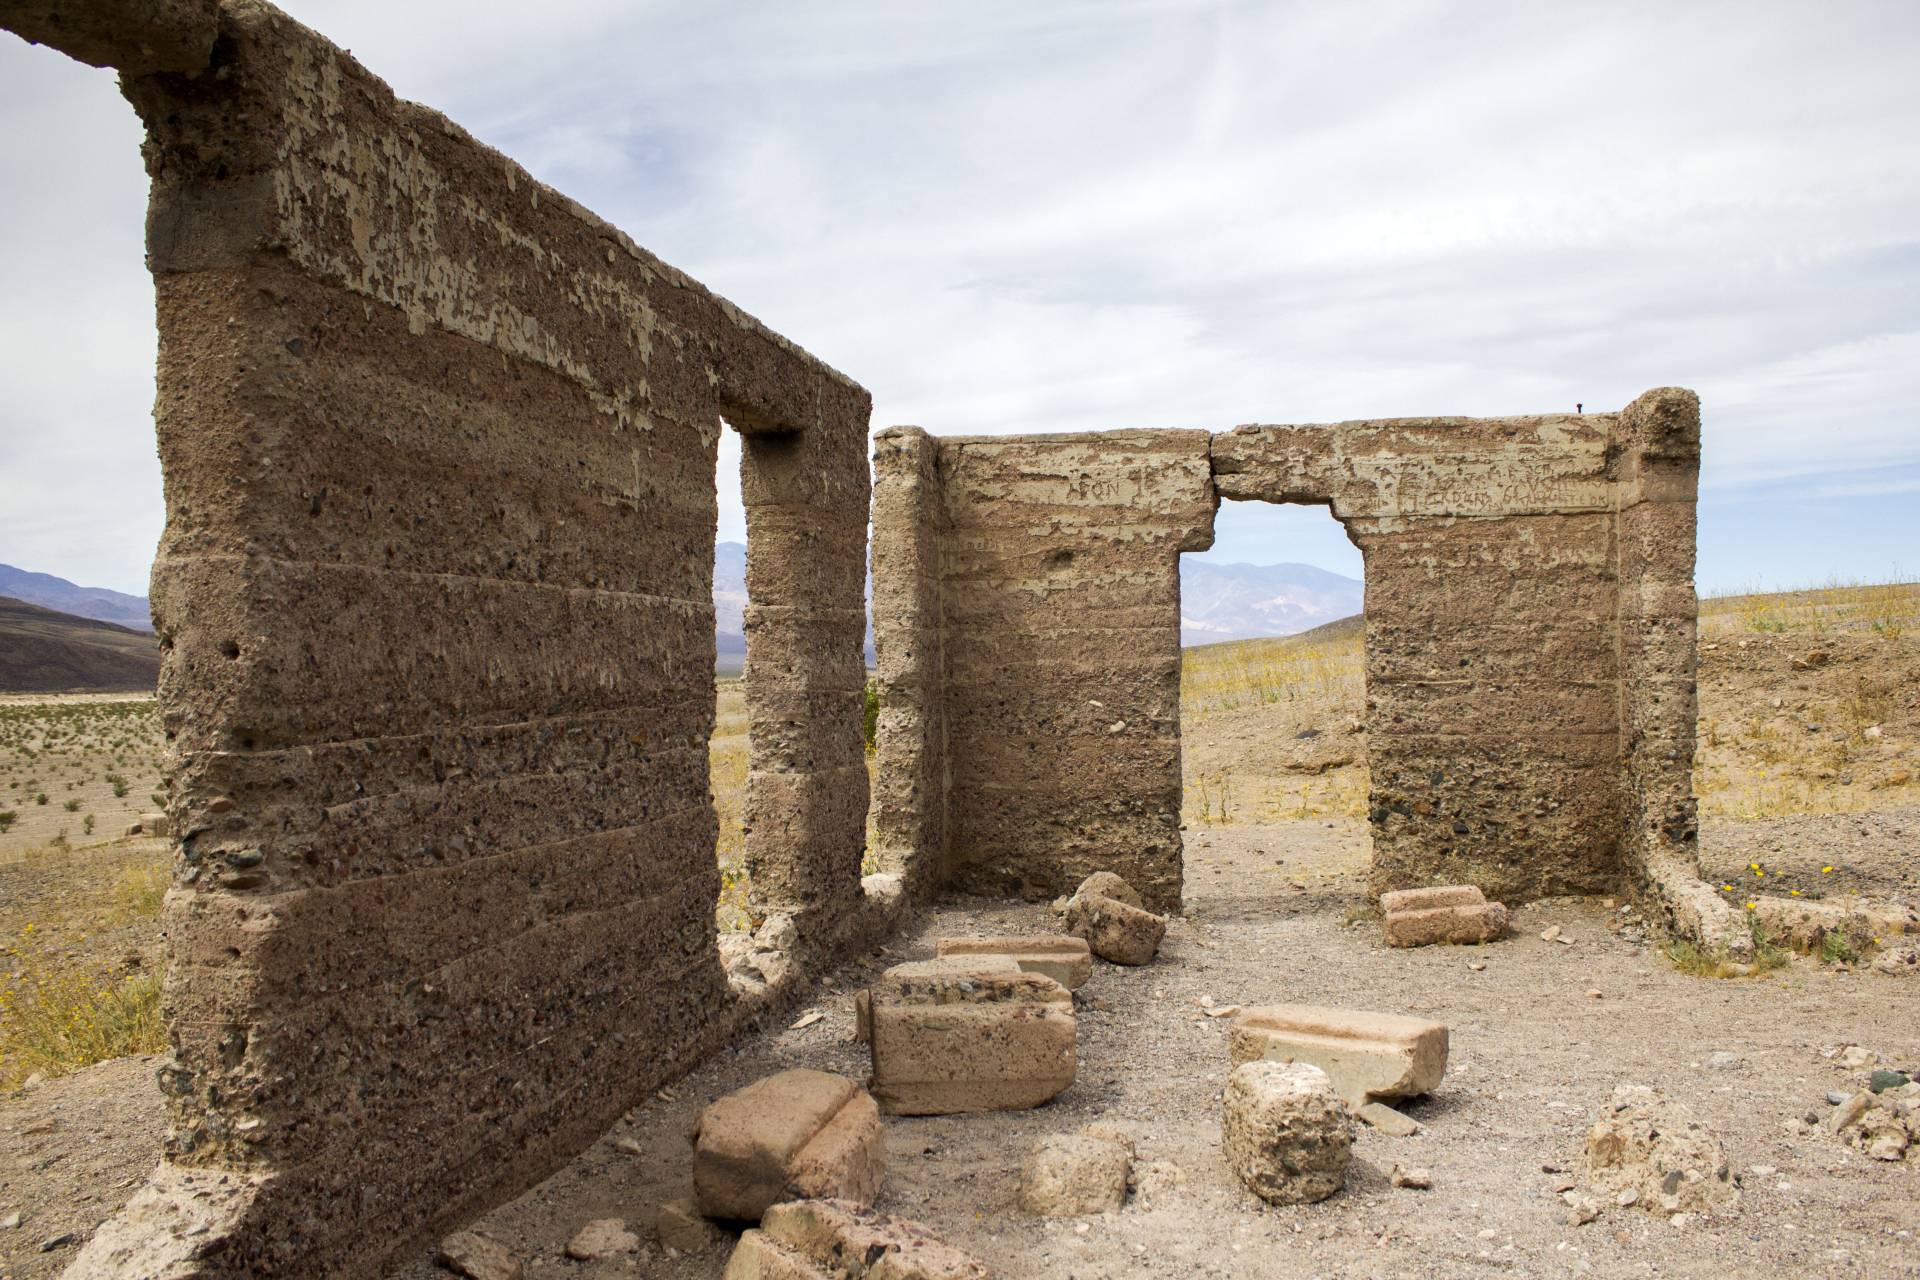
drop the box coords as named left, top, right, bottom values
left=436, top=1230, right=522, bottom=1280
left=1018, top=1131, right=1132, bottom=1216
left=936, top=935, right=1093, bottom=989
left=1582, top=1086, right=1739, bottom=1215
left=1229, top=1005, right=1448, bottom=1107
left=1064, top=892, right=1166, bottom=966
left=1222, top=1061, right=1353, bottom=1205
left=723, top=1199, right=988, bottom=1280
left=1074, top=871, right=1144, bottom=909
left=656, top=1198, right=721, bottom=1254
left=564, top=1219, right=638, bottom=1261
left=859, top=966, right=1075, bottom=1115
left=693, top=1069, right=886, bottom=1221
left=1383, top=902, right=1509, bottom=948
left=1356, top=1101, right=1420, bottom=1136
left=133, top=811, right=171, bottom=837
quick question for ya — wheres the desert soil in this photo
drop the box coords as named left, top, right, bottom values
left=383, top=816, right=1919, bottom=1280
left=2, top=613, right=1917, bottom=1277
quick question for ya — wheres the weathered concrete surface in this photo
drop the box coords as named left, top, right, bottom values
left=934, top=935, right=1093, bottom=989
left=871, top=430, right=1216, bottom=912
left=7, top=2, right=872, bottom=1276
left=871, top=393, right=1717, bottom=931
left=1222, top=1061, right=1353, bottom=1205
left=1212, top=390, right=1715, bottom=919
left=1381, top=887, right=1508, bottom=948
left=723, top=1199, right=989, bottom=1280
left=0, top=0, right=217, bottom=74
left=858, top=966, right=1076, bottom=1115
left=692, top=1070, right=885, bottom=1222
left=1228, top=1005, right=1449, bottom=1107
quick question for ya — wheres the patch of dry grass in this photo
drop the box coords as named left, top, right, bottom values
left=1701, top=577, right=1918, bottom=638
left=1181, top=623, right=1363, bottom=720
left=0, top=924, right=165, bottom=1088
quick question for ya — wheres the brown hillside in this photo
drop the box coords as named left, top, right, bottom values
left=0, top=596, right=160, bottom=693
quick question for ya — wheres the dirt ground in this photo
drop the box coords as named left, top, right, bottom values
left=3, top=825, right=1917, bottom=1278
left=2, top=603, right=1916, bottom=1277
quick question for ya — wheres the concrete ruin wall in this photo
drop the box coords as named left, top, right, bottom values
left=872, top=430, right=1217, bottom=914
left=872, top=390, right=1722, bottom=926
left=6, top=2, right=874, bottom=1275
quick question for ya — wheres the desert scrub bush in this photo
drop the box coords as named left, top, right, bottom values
left=0, top=933, right=165, bottom=1087
left=1662, top=918, right=1789, bottom=979
left=82, top=814, right=95, bottom=836
left=63, top=798, right=81, bottom=812
left=34, top=792, right=47, bottom=806
left=150, top=792, right=166, bottom=809
left=107, top=773, right=128, bottom=798
left=0, top=812, right=13, bottom=833
left=1818, top=930, right=1861, bottom=966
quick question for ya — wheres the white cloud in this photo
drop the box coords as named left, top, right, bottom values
left=2, top=0, right=1917, bottom=594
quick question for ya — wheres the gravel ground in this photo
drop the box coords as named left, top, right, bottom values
left=4, top=817, right=1915, bottom=1278
left=370, top=818, right=1919, bottom=1280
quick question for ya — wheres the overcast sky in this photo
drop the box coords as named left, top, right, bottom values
left=2, top=0, right=1916, bottom=596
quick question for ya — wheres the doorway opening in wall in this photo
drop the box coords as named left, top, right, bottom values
left=1177, top=499, right=1369, bottom=904
left=0, top=47, right=171, bottom=1085
left=711, top=425, right=754, bottom=933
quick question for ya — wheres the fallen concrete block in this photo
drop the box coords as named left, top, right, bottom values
left=1229, top=1005, right=1448, bottom=1108
left=1074, top=870, right=1144, bottom=909
left=1018, top=1130, right=1132, bottom=1216
left=1383, top=902, right=1508, bottom=948
left=1065, top=892, right=1166, bottom=965
left=1379, top=885, right=1485, bottom=915
left=859, top=966, right=1075, bottom=1115
left=1222, top=1061, right=1352, bottom=1205
left=936, top=935, right=1093, bottom=989
left=693, top=1068, right=886, bottom=1221
left=723, top=1199, right=988, bottom=1280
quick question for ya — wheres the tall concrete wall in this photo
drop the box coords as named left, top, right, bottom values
left=872, top=391, right=1725, bottom=927
left=872, top=431, right=1216, bottom=913
left=869, top=428, right=952, bottom=899
left=8, top=3, right=872, bottom=1275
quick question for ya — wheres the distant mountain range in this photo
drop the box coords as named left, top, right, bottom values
left=0, top=563, right=152, bottom=632
left=0, top=595, right=160, bottom=692
left=1179, top=560, right=1363, bottom=645
left=0, top=551, right=1358, bottom=690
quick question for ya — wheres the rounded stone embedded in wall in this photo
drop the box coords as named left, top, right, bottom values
left=1222, top=1061, right=1353, bottom=1205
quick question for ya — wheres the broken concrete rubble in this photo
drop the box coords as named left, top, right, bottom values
left=1017, top=1130, right=1133, bottom=1216
left=1222, top=1061, right=1353, bottom=1205
left=723, top=1199, right=988, bottom=1280
left=1582, top=1086, right=1739, bottom=1216
left=1228, top=1005, right=1448, bottom=1109
left=692, top=1069, right=886, bottom=1222
left=563, top=1219, right=638, bottom=1261
left=858, top=966, right=1075, bottom=1115
left=435, top=1231, right=521, bottom=1280
left=1064, top=877, right=1168, bottom=966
